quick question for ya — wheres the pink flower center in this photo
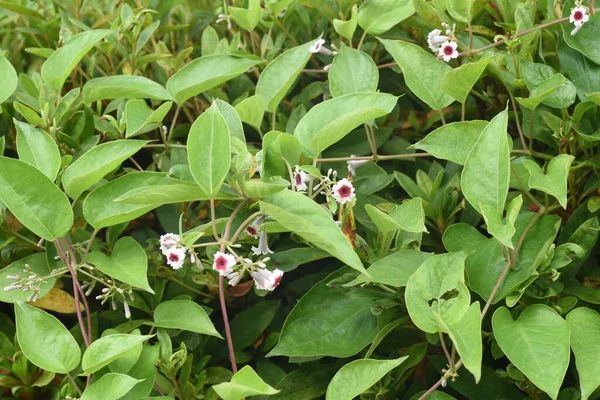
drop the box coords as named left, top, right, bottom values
left=337, top=185, right=352, bottom=198
left=169, top=253, right=180, bottom=262
left=215, top=256, right=227, bottom=270
left=295, top=173, right=303, bottom=186
left=246, top=226, right=257, bottom=236
left=573, top=10, right=584, bottom=20
left=272, top=274, right=283, bottom=288
left=443, top=45, right=454, bottom=56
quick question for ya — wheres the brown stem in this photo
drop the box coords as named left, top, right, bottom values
left=54, top=239, right=90, bottom=347
left=62, top=238, right=93, bottom=345
left=219, top=274, right=238, bottom=374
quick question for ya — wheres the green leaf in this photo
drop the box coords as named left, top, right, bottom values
left=444, top=214, right=560, bottom=303
left=294, top=92, right=397, bottom=157
left=41, top=29, right=112, bottom=92
left=234, top=94, right=266, bottom=129
left=521, top=61, right=577, bottom=109
left=229, top=0, right=262, bottom=31
left=269, top=268, right=386, bottom=357
left=442, top=302, right=482, bottom=382
left=325, top=357, right=408, bottom=400
left=83, top=172, right=166, bottom=229
left=0, top=52, right=17, bottom=103
left=516, top=82, right=560, bottom=110
left=125, top=100, right=172, bottom=138
left=15, top=120, right=61, bottom=181
left=405, top=252, right=471, bottom=333
left=390, top=198, right=428, bottom=233
left=242, top=177, right=289, bottom=198
left=566, top=307, right=600, bottom=400
left=523, top=154, right=574, bottom=209
left=87, top=237, right=154, bottom=293
left=82, top=334, right=153, bottom=374
left=0, top=157, right=73, bottom=240
left=277, top=133, right=302, bottom=167
left=115, top=179, right=241, bottom=205
left=216, top=98, right=246, bottom=143
left=562, top=0, right=600, bottom=64
left=167, top=55, right=262, bottom=105
left=365, top=204, right=403, bottom=233
left=345, top=250, right=433, bottom=288
left=480, top=194, right=523, bottom=249
left=412, top=120, right=488, bottom=165
left=230, top=301, right=280, bottom=350
left=333, top=5, right=358, bottom=40
left=441, top=57, right=491, bottom=103
left=212, top=366, right=279, bottom=400
left=82, top=373, right=142, bottom=400
left=15, top=302, right=80, bottom=373
left=62, top=139, right=148, bottom=199
left=270, top=365, right=337, bottom=400
left=446, top=0, right=474, bottom=22
left=357, top=0, right=415, bottom=35
left=379, top=39, right=453, bottom=110
left=328, top=45, right=379, bottom=97
left=461, top=109, right=510, bottom=215
left=151, top=300, right=222, bottom=338
left=260, top=190, right=366, bottom=274
left=492, top=305, right=570, bottom=400
left=82, top=76, right=171, bottom=104
left=187, top=103, right=231, bottom=197
left=256, top=41, right=313, bottom=113
left=119, top=345, right=160, bottom=400
left=0, top=253, right=56, bottom=303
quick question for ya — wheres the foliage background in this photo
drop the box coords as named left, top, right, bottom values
left=0, top=0, right=600, bottom=399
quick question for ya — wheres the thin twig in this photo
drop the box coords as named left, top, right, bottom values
left=62, top=238, right=93, bottom=345
left=54, top=239, right=90, bottom=347
left=439, top=332, right=453, bottom=366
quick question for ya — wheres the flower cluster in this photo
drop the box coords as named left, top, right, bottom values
left=427, top=22, right=458, bottom=62
left=93, top=279, right=135, bottom=319
left=160, top=233, right=190, bottom=270
left=570, top=3, right=590, bottom=36
left=212, top=251, right=283, bottom=291
left=4, top=263, right=48, bottom=302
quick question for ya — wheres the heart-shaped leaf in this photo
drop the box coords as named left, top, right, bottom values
left=87, top=237, right=154, bottom=293
left=523, top=154, right=575, bottom=209
left=492, top=305, right=570, bottom=400
left=566, top=307, right=600, bottom=400
left=212, top=366, right=278, bottom=400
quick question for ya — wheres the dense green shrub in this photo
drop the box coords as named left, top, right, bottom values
left=0, top=0, right=600, bottom=399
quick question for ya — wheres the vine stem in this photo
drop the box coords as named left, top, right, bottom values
left=419, top=208, right=545, bottom=400
left=62, top=238, right=93, bottom=345
left=305, top=12, right=600, bottom=75
left=54, top=239, right=91, bottom=347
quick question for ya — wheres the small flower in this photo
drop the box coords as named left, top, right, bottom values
left=570, top=6, right=589, bottom=27
left=227, top=271, right=242, bottom=286
left=309, top=38, right=333, bottom=55
left=347, top=155, right=369, bottom=176
left=332, top=178, right=356, bottom=204
left=166, top=247, right=186, bottom=270
left=252, top=231, right=274, bottom=256
left=246, top=216, right=264, bottom=238
left=438, top=41, right=459, bottom=62
left=123, top=300, right=131, bottom=319
left=251, top=268, right=284, bottom=291
left=427, top=29, right=449, bottom=52
left=160, top=233, right=180, bottom=255
left=309, top=38, right=326, bottom=53
left=293, top=166, right=313, bottom=191
left=213, top=251, right=236, bottom=276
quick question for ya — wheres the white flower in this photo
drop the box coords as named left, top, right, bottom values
left=427, top=29, right=449, bottom=52
left=438, top=41, right=459, bottom=62
left=226, top=271, right=242, bottom=286
left=160, top=233, right=180, bottom=255
left=213, top=251, right=236, bottom=275
left=123, top=300, right=131, bottom=319
left=166, top=247, right=186, bottom=270
left=293, top=165, right=313, bottom=191
left=332, top=178, right=356, bottom=204
left=347, top=155, right=369, bottom=176
left=570, top=6, right=589, bottom=27
left=252, top=231, right=274, bottom=256
left=251, top=268, right=284, bottom=291
left=309, top=38, right=326, bottom=53
left=246, top=216, right=264, bottom=238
